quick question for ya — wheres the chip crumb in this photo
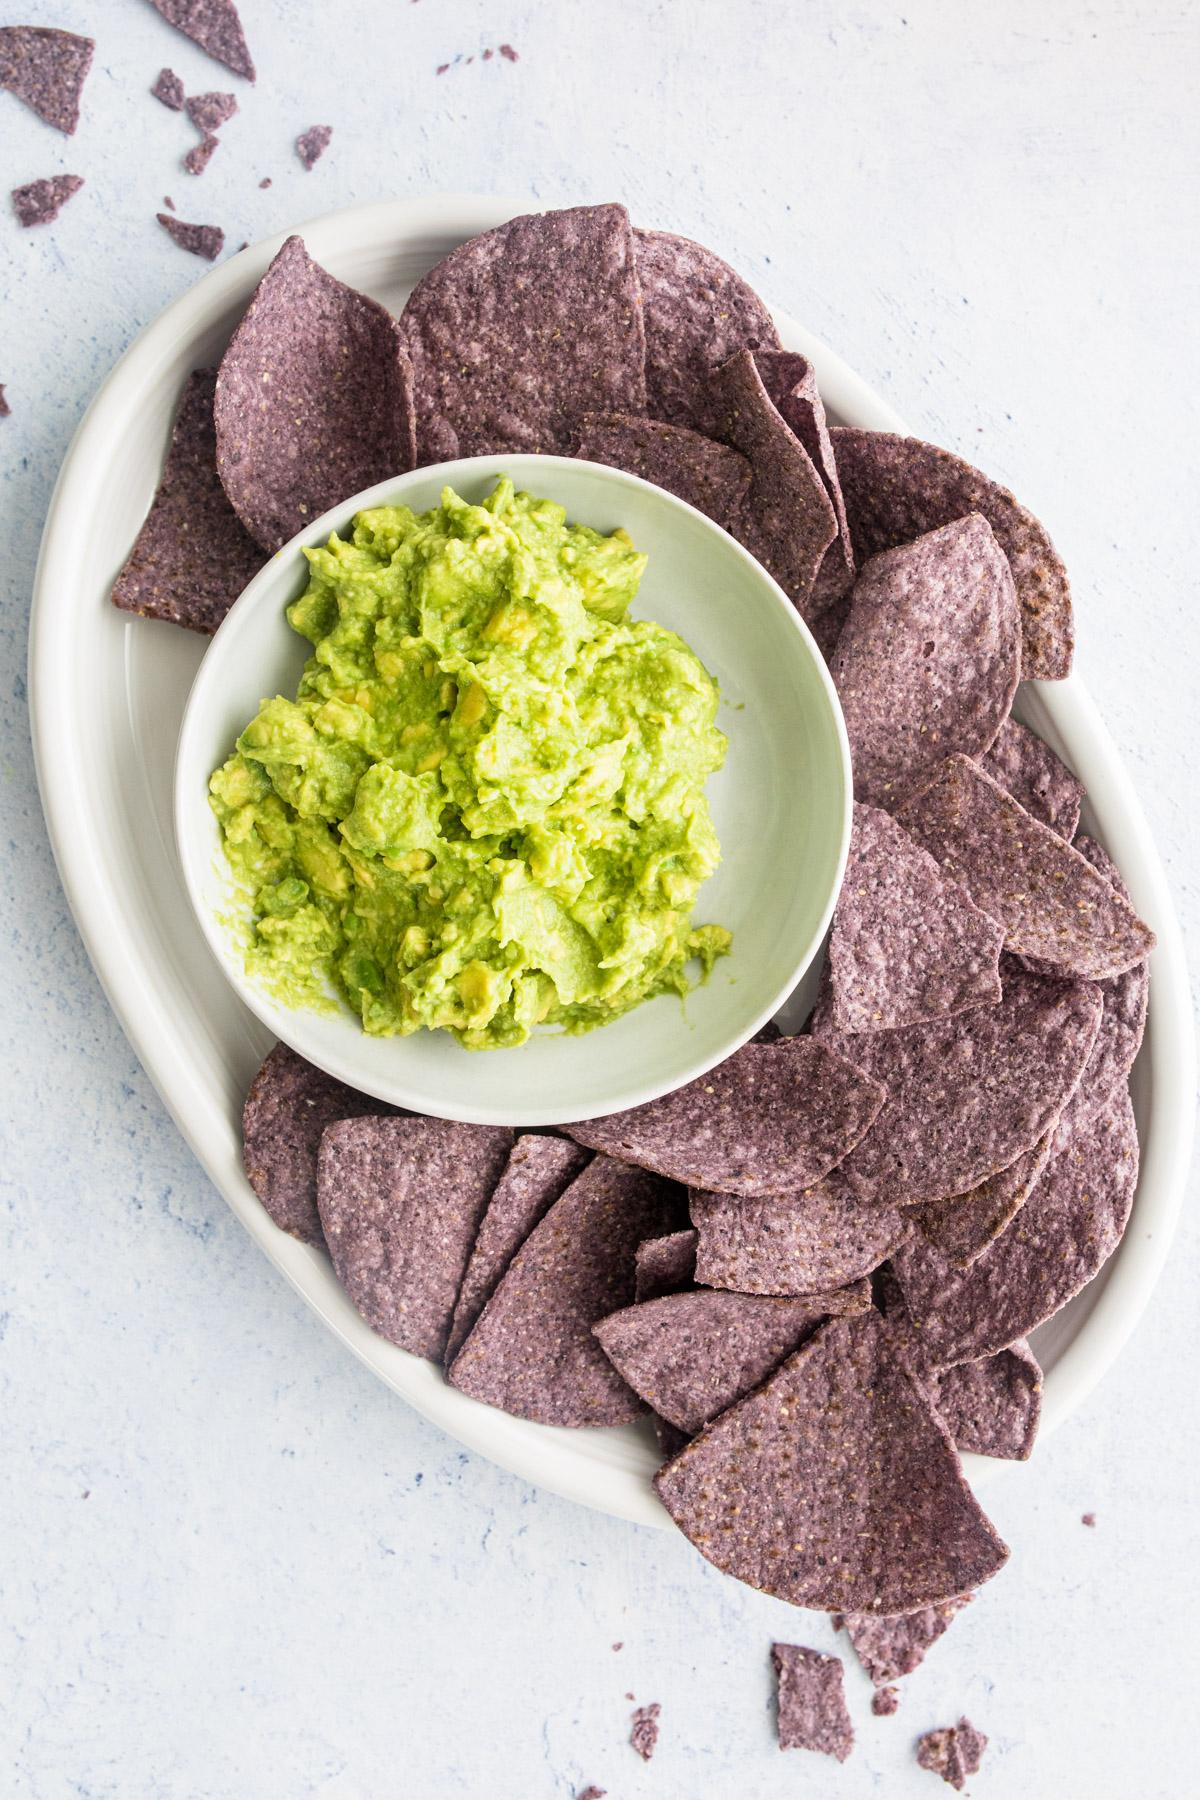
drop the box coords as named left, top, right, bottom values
left=630, top=1702, right=660, bottom=1761
left=259, top=175, right=271, bottom=188
left=916, top=1716, right=988, bottom=1790
left=186, top=89, right=237, bottom=132
left=183, top=132, right=220, bottom=175
left=611, top=1641, right=622, bottom=1651
left=156, top=211, right=224, bottom=260
left=12, top=174, right=84, bottom=229
left=163, top=194, right=176, bottom=209
left=152, top=67, right=185, bottom=110
left=0, top=385, right=9, bottom=418
left=500, top=42, right=519, bottom=60
left=872, top=1685, right=900, bottom=1716
left=296, top=124, right=332, bottom=170
left=577, top=1788, right=606, bottom=1800
left=1082, top=1511, right=1096, bottom=1527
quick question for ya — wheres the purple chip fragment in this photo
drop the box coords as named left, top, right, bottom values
left=830, top=425, right=1073, bottom=681
left=186, top=89, right=237, bottom=131
left=634, top=1229, right=698, bottom=1301
left=150, top=1, right=256, bottom=82
left=183, top=133, right=220, bottom=175
left=828, top=804, right=1003, bottom=1033
left=566, top=1037, right=885, bottom=1199
left=980, top=717, right=1085, bottom=839
left=296, top=124, right=333, bottom=169
left=926, top=1340, right=1043, bottom=1461
left=572, top=413, right=751, bottom=528
left=0, top=27, right=94, bottom=134
left=317, top=1115, right=514, bottom=1361
left=771, top=1644, right=854, bottom=1761
left=152, top=67, right=185, bottom=110
left=11, top=174, right=83, bottom=228
left=157, top=211, right=224, bottom=259
left=872, top=1685, right=900, bottom=1716
left=899, top=755, right=1156, bottom=981
left=634, top=227, right=781, bottom=437
left=836, top=1595, right=972, bottom=1689
left=443, top=1134, right=590, bottom=1365
left=0, top=386, right=9, bottom=418
left=214, top=235, right=415, bottom=551
left=576, top=1788, right=606, bottom=1800
left=691, top=1175, right=909, bottom=1295
left=111, top=367, right=264, bottom=633
left=831, top=514, right=1021, bottom=810
left=448, top=1155, right=683, bottom=1426
left=916, top=1716, right=988, bottom=1790
left=629, top=1702, right=660, bottom=1761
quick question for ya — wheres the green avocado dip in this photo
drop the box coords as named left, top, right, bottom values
left=209, top=478, right=731, bottom=1050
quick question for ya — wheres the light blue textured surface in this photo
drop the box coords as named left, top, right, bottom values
left=2, top=3, right=1198, bottom=1796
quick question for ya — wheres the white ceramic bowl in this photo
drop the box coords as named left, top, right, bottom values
left=174, top=454, right=852, bottom=1125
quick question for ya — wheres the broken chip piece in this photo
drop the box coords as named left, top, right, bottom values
left=11, top=174, right=83, bottom=228
left=296, top=124, right=332, bottom=169
left=565, top=1037, right=885, bottom=1199
left=629, top=1702, right=661, bottom=1761
left=911, top=1130, right=1055, bottom=1269
left=183, top=132, right=220, bottom=175
left=831, top=514, right=1021, bottom=809
left=916, top=1716, right=988, bottom=1790
left=152, top=67, right=185, bottom=109
left=980, top=717, right=1085, bottom=839
left=836, top=1595, right=972, bottom=1689
left=926, top=1340, right=1043, bottom=1461
left=448, top=1155, right=682, bottom=1426
left=185, top=89, right=237, bottom=132
left=572, top=413, right=751, bottom=527
left=214, top=235, right=415, bottom=550
left=157, top=211, right=224, bottom=259
left=655, top=1313, right=1009, bottom=1613
left=754, top=349, right=855, bottom=613
left=771, top=1644, right=854, bottom=1761
left=0, top=26, right=94, bottom=134
left=634, top=1228, right=698, bottom=1302
left=317, top=1115, right=514, bottom=1361
left=830, top=425, right=1073, bottom=680
left=691, top=1174, right=909, bottom=1294
left=828, top=804, right=1004, bottom=1033
left=150, top=1, right=256, bottom=82
left=111, top=367, right=264, bottom=633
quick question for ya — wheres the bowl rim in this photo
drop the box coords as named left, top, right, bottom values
left=173, top=450, right=854, bottom=1125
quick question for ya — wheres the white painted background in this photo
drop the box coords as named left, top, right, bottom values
left=2, top=2, right=1197, bottom=1795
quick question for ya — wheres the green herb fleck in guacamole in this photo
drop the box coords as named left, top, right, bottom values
left=209, top=478, right=731, bottom=1049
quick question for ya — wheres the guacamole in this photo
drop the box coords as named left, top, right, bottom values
left=209, top=478, right=730, bottom=1049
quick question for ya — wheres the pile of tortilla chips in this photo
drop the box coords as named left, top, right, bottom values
left=116, top=204, right=1152, bottom=1695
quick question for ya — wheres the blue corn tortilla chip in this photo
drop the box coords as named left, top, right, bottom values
left=296, top=124, right=332, bottom=169
left=157, top=211, right=224, bottom=259
left=691, top=1175, right=910, bottom=1294
left=241, top=1042, right=398, bottom=1246
left=910, top=1130, right=1055, bottom=1269
left=892, top=1088, right=1139, bottom=1365
left=926, top=1341, right=1042, bottom=1461
left=150, top=2, right=256, bottom=82
left=572, top=413, right=751, bottom=527
left=1052, top=836, right=1149, bottom=1135
left=771, top=1644, right=854, bottom=1761
left=634, top=1228, right=698, bottom=1301
left=899, top=756, right=1156, bottom=981
left=402, top=204, right=646, bottom=462
left=634, top=228, right=780, bottom=436
left=655, top=1312, right=1009, bottom=1613
left=629, top=1702, right=660, bottom=1761
left=836, top=1595, right=972, bottom=1689
left=830, top=426, right=1072, bottom=680
left=12, top=174, right=83, bottom=228
left=152, top=67, right=185, bottom=109
left=443, top=1134, right=590, bottom=1366
left=831, top=515, right=1021, bottom=810
left=317, top=1115, right=514, bottom=1361
left=185, top=89, right=237, bottom=131
left=829, top=804, right=1004, bottom=1033
left=812, top=960, right=1102, bottom=1207
left=754, top=350, right=856, bottom=613
left=448, top=1155, right=683, bottom=1426
left=916, top=1717, right=988, bottom=1791
left=111, top=368, right=264, bottom=633
left=0, top=27, right=93, bottom=134
left=594, top=1282, right=870, bottom=1435
left=980, top=717, right=1084, bottom=839
left=710, top=348, right=839, bottom=629
left=215, top=236, right=415, bottom=551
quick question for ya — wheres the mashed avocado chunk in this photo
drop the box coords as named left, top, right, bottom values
left=210, top=478, right=730, bottom=1049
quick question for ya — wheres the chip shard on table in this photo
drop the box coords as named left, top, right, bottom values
left=771, top=1643, right=854, bottom=1761
left=629, top=1702, right=660, bottom=1761
left=150, top=0, right=256, bottom=82
left=0, top=26, right=94, bottom=134
left=916, top=1716, right=988, bottom=1790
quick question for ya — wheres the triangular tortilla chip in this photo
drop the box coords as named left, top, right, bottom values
left=691, top=1175, right=909, bottom=1294
left=910, top=1131, right=1054, bottom=1268
left=573, top=413, right=750, bottom=526
left=836, top=1595, right=972, bottom=1688
left=754, top=350, right=856, bottom=612
left=0, top=27, right=93, bottom=133
left=149, top=2, right=255, bottom=82
left=927, top=1341, right=1042, bottom=1461
left=980, top=718, right=1084, bottom=839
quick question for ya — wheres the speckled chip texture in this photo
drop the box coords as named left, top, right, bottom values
left=830, top=425, right=1073, bottom=680
left=836, top=1595, right=972, bottom=1688
left=567, top=1037, right=885, bottom=1198
left=317, top=1115, right=514, bottom=1361
left=572, top=413, right=751, bottom=526
left=634, top=227, right=781, bottom=437
left=927, top=1341, right=1042, bottom=1461
left=691, top=1176, right=910, bottom=1294
left=654, top=1313, right=1009, bottom=1613
left=813, top=961, right=1102, bottom=1207
left=215, top=236, right=415, bottom=550
left=156, top=212, right=224, bottom=260
left=754, top=349, right=856, bottom=613
left=594, top=1282, right=869, bottom=1435
left=443, top=1134, right=590, bottom=1366
left=916, top=1716, right=988, bottom=1791
left=112, top=368, right=264, bottom=633
left=241, top=1042, right=393, bottom=1245
left=980, top=717, right=1085, bottom=839
left=152, top=67, right=185, bottom=109
left=829, top=804, right=1004, bottom=1033
left=150, top=2, right=256, bottom=82
left=296, top=124, right=332, bottom=170
left=0, top=27, right=94, bottom=134
left=711, top=348, right=839, bottom=630
left=831, top=514, right=1021, bottom=810
left=1052, top=835, right=1149, bottom=1135
left=629, top=1702, right=661, bottom=1761
left=634, top=1228, right=698, bottom=1301
left=447, top=1155, right=682, bottom=1425
left=893, top=1088, right=1139, bottom=1366
left=911, top=1130, right=1055, bottom=1269
left=185, top=89, right=237, bottom=132
left=900, top=755, right=1156, bottom=980
left=12, top=174, right=83, bottom=228
left=183, top=134, right=219, bottom=176
left=402, top=204, right=647, bottom=463
left=771, top=1644, right=854, bottom=1761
